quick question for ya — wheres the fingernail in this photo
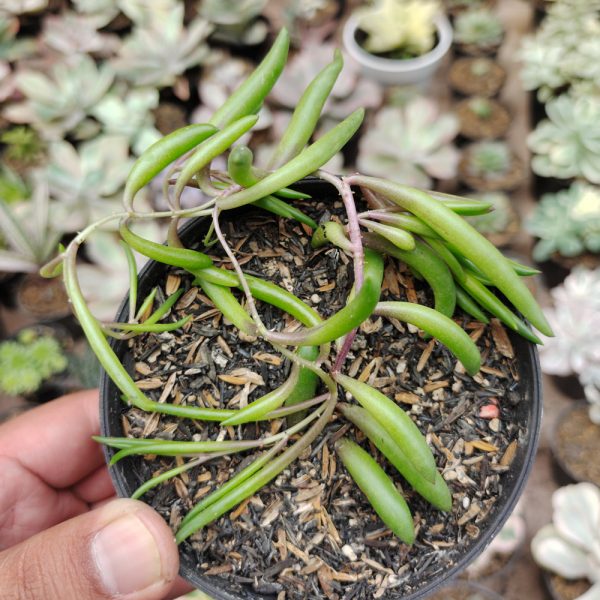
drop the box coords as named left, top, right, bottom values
left=92, top=511, right=164, bottom=595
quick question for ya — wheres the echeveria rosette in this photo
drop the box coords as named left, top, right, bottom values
left=527, top=183, right=600, bottom=262
left=532, top=483, right=600, bottom=600
left=528, top=95, right=600, bottom=184
left=539, top=267, right=600, bottom=423
left=357, top=99, right=460, bottom=188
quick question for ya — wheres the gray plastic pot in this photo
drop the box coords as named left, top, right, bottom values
left=100, top=178, right=543, bottom=600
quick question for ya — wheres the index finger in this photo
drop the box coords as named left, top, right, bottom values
left=0, top=389, right=104, bottom=488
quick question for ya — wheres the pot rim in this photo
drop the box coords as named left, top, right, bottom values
left=342, top=13, right=453, bottom=75
left=99, top=177, right=543, bottom=600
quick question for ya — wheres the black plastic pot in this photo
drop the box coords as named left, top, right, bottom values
left=100, top=179, right=543, bottom=600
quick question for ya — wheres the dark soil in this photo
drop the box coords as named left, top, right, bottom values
left=553, top=404, right=600, bottom=486
left=449, top=58, right=506, bottom=98
left=455, top=98, right=510, bottom=141
left=115, top=200, right=530, bottom=599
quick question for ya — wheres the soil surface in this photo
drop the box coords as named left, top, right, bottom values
left=456, top=98, right=510, bottom=140
left=553, top=404, right=600, bottom=486
left=117, top=198, right=531, bottom=599
left=449, top=58, right=506, bottom=98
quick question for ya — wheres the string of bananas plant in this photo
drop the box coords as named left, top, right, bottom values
left=42, top=29, right=553, bottom=546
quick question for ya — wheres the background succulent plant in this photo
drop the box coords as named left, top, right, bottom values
left=90, top=87, right=161, bottom=156
left=0, top=172, right=62, bottom=273
left=198, top=0, right=269, bottom=46
left=4, top=54, right=115, bottom=139
left=454, top=8, right=504, bottom=48
left=539, top=267, right=600, bottom=423
left=357, top=97, right=460, bottom=188
left=528, top=94, right=600, bottom=183
left=0, top=328, right=68, bottom=396
left=353, top=0, right=441, bottom=56
left=526, top=183, right=600, bottom=262
left=532, top=482, right=600, bottom=596
left=111, top=4, right=212, bottom=88
left=45, top=137, right=132, bottom=232
left=465, top=141, right=512, bottom=177
left=519, top=0, right=600, bottom=102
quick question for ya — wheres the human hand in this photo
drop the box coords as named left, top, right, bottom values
left=0, top=390, right=191, bottom=600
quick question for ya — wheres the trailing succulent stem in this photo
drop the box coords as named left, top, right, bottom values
left=51, top=30, right=551, bottom=548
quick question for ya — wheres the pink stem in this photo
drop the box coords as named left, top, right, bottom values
left=318, top=171, right=366, bottom=373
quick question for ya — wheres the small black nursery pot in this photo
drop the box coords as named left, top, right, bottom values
left=100, top=180, right=543, bottom=600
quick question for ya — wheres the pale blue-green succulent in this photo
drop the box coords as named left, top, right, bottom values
left=454, top=9, right=504, bottom=48
left=526, top=182, right=600, bottom=261
left=111, top=3, right=212, bottom=88
left=3, top=54, right=114, bottom=139
left=528, top=94, right=600, bottom=183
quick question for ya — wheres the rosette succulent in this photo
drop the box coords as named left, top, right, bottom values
left=111, top=3, right=212, bottom=88
left=454, top=9, right=504, bottom=48
left=539, top=267, right=600, bottom=423
left=526, top=183, right=600, bottom=261
left=532, top=483, right=600, bottom=599
left=357, top=97, right=460, bottom=188
left=519, top=1, right=600, bottom=101
left=528, top=94, right=600, bottom=183
left=3, top=54, right=114, bottom=139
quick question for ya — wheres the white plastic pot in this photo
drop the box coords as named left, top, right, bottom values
left=342, top=13, right=453, bottom=86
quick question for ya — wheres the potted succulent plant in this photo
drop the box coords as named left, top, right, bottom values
left=356, top=96, right=461, bottom=188
left=531, top=483, right=600, bottom=600
left=453, top=8, right=504, bottom=58
left=459, top=141, right=525, bottom=192
left=455, top=96, right=510, bottom=140
left=47, top=30, right=550, bottom=599
left=538, top=267, right=600, bottom=486
left=449, top=57, right=506, bottom=98
left=342, top=0, right=453, bottom=86
left=526, top=183, right=600, bottom=272
left=527, top=94, right=600, bottom=186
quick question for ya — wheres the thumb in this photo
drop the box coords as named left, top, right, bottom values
left=0, top=498, right=180, bottom=600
